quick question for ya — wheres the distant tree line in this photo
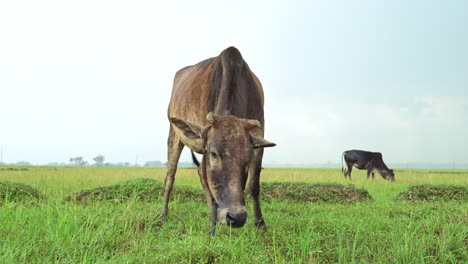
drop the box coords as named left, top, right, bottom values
left=63, top=156, right=195, bottom=168
left=0, top=161, right=32, bottom=166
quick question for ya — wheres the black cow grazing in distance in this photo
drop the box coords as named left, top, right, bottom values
left=342, top=150, right=395, bottom=181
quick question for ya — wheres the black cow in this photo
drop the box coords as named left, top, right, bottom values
left=342, top=150, right=395, bottom=181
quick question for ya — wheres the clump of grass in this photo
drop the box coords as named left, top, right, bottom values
left=66, top=179, right=374, bottom=204
left=260, top=182, right=372, bottom=203
left=396, top=185, right=468, bottom=201
left=0, top=167, right=30, bottom=171
left=0, top=181, right=45, bottom=205
left=65, top=178, right=204, bottom=203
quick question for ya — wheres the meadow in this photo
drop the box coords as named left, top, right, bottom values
left=0, top=166, right=467, bottom=263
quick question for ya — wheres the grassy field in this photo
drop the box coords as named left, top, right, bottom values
left=0, top=166, right=467, bottom=263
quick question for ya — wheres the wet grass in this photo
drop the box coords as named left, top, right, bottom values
left=0, top=166, right=467, bottom=263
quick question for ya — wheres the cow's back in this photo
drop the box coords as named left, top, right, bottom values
left=168, top=57, right=215, bottom=126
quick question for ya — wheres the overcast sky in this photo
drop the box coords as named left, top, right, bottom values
left=1, top=1, right=467, bottom=166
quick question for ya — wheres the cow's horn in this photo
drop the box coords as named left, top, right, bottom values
left=206, top=112, right=216, bottom=124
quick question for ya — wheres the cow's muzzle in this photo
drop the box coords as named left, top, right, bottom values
left=218, top=206, right=248, bottom=228
left=226, top=211, right=247, bottom=228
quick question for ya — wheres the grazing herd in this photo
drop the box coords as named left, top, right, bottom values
left=160, top=47, right=394, bottom=233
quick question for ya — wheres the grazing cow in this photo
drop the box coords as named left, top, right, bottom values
left=160, top=47, right=276, bottom=234
left=342, top=150, right=395, bottom=181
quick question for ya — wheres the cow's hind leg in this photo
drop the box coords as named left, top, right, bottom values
left=249, top=148, right=267, bottom=232
left=160, top=127, right=184, bottom=220
left=346, top=164, right=353, bottom=180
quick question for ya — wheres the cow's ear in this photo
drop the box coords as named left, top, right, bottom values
left=244, top=119, right=262, bottom=132
left=251, top=135, right=276, bottom=149
left=170, top=117, right=203, bottom=139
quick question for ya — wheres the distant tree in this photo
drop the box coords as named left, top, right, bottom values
left=69, top=156, right=87, bottom=166
left=93, top=155, right=105, bottom=166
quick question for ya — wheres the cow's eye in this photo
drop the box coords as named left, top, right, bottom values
left=210, top=152, right=218, bottom=159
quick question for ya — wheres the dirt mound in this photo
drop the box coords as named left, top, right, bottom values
left=0, top=181, right=44, bottom=205
left=397, top=185, right=467, bottom=201
left=260, top=182, right=372, bottom=203
left=65, top=178, right=204, bottom=203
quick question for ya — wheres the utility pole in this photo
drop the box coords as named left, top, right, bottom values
left=135, top=155, right=138, bottom=167
left=0, top=148, right=3, bottom=165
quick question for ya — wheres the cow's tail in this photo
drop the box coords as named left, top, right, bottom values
left=341, top=151, right=345, bottom=175
left=191, top=151, right=200, bottom=168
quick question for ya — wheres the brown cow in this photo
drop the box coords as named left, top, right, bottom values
left=160, top=47, right=276, bottom=234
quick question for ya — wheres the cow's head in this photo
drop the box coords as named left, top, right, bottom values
left=170, top=113, right=276, bottom=228
left=379, top=168, right=395, bottom=182
left=385, top=169, right=395, bottom=182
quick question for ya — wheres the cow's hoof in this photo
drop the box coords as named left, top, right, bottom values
left=158, top=214, right=167, bottom=225
left=258, top=225, right=267, bottom=232
left=256, top=224, right=267, bottom=232
left=255, top=220, right=267, bottom=232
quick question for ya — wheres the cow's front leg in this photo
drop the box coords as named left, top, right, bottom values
left=160, top=127, right=184, bottom=220
left=366, top=168, right=372, bottom=180
left=198, top=155, right=218, bottom=235
left=249, top=149, right=267, bottom=232
left=209, top=201, right=218, bottom=236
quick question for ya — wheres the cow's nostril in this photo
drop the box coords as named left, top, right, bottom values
left=226, top=212, right=247, bottom=228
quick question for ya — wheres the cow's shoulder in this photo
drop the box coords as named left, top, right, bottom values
left=175, top=57, right=215, bottom=79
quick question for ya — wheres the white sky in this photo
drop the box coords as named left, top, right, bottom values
left=1, top=1, right=467, bottom=165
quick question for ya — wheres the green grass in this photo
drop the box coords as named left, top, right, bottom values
left=64, top=178, right=204, bottom=203
left=0, top=166, right=467, bottom=263
left=260, top=182, right=372, bottom=203
left=396, top=185, right=467, bottom=202
left=0, top=181, right=45, bottom=205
